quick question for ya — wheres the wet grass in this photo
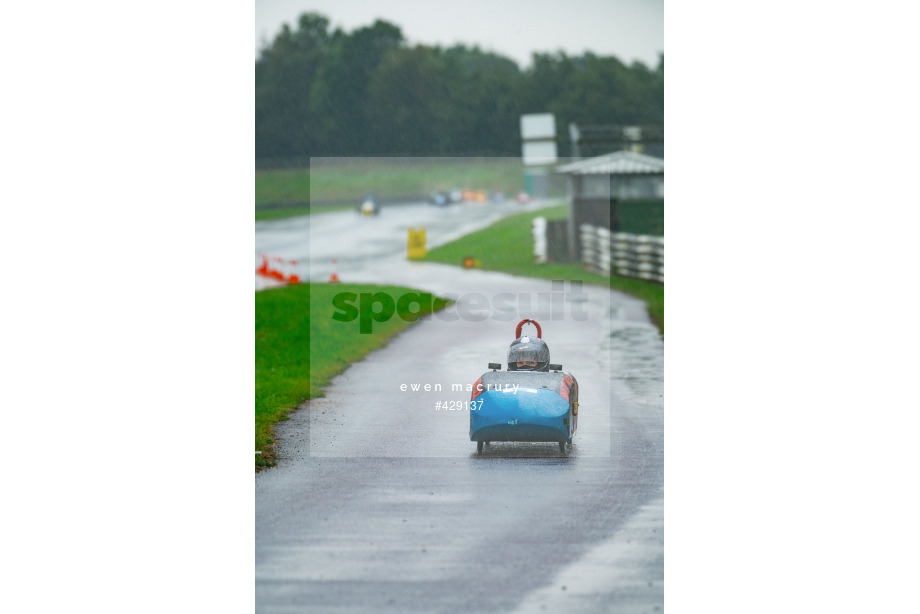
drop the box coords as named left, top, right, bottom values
left=422, top=204, right=664, bottom=335
left=255, top=204, right=353, bottom=222
left=256, top=158, right=533, bottom=218
left=255, top=168, right=312, bottom=207
left=255, top=282, right=450, bottom=468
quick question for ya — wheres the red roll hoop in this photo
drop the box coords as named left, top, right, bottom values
left=515, top=319, right=542, bottom=339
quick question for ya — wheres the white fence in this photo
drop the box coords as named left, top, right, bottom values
left=532, top=217, right=548, bottom=264
left=579, top=224, right=664, bottom=283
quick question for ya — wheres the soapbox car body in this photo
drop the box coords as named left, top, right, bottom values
left=469, top=319, right=578, bottom=454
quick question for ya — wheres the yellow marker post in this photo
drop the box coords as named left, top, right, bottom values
left=407, top=227, right=427, bottom=259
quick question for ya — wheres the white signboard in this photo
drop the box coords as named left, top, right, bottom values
left=520, top=113, right=556, bottom=140
left=522, top=140, right=558, bottom=166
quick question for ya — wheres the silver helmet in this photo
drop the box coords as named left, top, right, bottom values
left=507, top=336, right=550, bottom=371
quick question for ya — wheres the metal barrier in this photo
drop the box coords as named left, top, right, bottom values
left=531, top=221, right=664, bottom=283
left=579, top=224, right=664, bottom=283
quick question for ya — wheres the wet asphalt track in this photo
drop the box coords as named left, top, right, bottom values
left=255, top=202, right=664, bottom=613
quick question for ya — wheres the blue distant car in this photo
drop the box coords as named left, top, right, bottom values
left=428, top=191, right=450, bottom=206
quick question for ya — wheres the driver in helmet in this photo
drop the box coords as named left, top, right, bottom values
left=507, top=336, right=550, bottom=371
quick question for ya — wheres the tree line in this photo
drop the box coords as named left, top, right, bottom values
left=255, top=13, right=663, bottom=162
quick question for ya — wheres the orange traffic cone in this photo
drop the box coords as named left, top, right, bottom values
left=329, top=259, right=340, bottom=283
left=287, top=259, right=300, bottom=283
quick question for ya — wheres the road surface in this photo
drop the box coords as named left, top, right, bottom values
left=255, top=199, right=557, bottom=288
left=255, top=202, right=664, bottom=613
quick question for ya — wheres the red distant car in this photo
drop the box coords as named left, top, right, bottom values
left=515, top=192, right=532, bottom=204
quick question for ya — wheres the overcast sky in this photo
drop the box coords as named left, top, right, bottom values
left=255, top=0, right=663, bottom=69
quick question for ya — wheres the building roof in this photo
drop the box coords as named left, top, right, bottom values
left=557, top=151, right=664, bottom=175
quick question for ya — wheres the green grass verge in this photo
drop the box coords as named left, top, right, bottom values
left=255, top=204, right=353, bottom=222
left=255, top=168, right=312, bottom=206
left=422, top=204, right=664, bottom=335
left=255, top=158, right=548, bottom=220
left=255, top=282, right=450, bottom=468
left=257, top=158, right=527, bottom=205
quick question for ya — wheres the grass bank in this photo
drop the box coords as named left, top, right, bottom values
left=255, top=204, right=353, bottom=222
left=422, top=203, right=664, bottom=334
left=255, top=158, right=544, bottom=219
left=255, top=282, right=450, bottom=468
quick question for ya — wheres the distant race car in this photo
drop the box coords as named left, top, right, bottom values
left=358, top=193, right=380, bottom=216
left=461, top=189, right=488, bottom=203
left=470, top=319, right=579, bottom=455
left=428, top=191, right=450, bottom=206
left=515, top=192, right=532, bottom=204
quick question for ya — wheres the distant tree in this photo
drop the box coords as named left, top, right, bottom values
left=519, top=52, right=575, bottom=116
left=365, top=46, right=455, bottom=154
left=310, top=20, right=404, bottom=155
left=442, top=46, right=523, bottom=155
left=254, top=13, right=663, bottom=161
left=255, top=13, right=330, bottom=159
left=516, top=52, right=663, bottom=156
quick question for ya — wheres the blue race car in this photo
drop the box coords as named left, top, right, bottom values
left=470, top=319, right=579, bottom=454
